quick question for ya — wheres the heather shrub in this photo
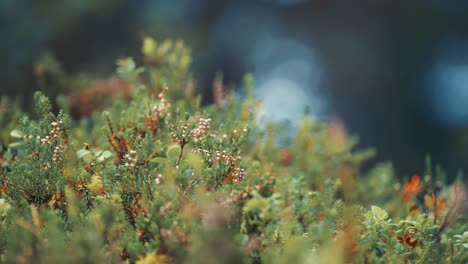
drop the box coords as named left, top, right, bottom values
left=0, top=37, right=466, bottom=264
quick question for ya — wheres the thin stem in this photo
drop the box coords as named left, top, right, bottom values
left=178, top=174, right=198, bottom=200
left=416, top=194, right=428, bottom=215
left=176, top=141, right=185, bottom=166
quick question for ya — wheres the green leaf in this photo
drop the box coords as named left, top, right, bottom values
left=364, top=211, right=374, bottom=223
left=8, top=142, right=24, bottom=148
left=401, top=220, right=417, bottom=226
left=96, top=151, right=113, bottom=163
left=371, top=206, right=389, bottom=222
left=142, top=37, right=157, bottom=57
left=9, top=129, right=24, bottom=138
left=149, top=157, right=169, bottom=164
left=117, top=57, right=136, bottom=72
left=116, top=57, right=144, bottom=80
left=166, top=144, right=182, bottom=162
left=76, top=149, right=92, bottom=159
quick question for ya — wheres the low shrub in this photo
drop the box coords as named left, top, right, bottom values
left=0, top=37, right=466, bottom=263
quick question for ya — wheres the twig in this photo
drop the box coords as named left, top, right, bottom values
left=435, top=187, right=459, bottom=242
left=178, top=174, right=198, bottom=199
left=176, top=141, right=185, bottom=166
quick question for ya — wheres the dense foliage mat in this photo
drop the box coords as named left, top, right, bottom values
left=0, top=37, right=466, bottom=263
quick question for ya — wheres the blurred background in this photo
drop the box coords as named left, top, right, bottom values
left=2, top=0, right=468, bottom=179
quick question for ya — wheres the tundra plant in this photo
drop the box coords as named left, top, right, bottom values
left=0, top=37, right=466, bottom=263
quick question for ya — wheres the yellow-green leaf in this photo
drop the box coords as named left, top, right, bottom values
left=10, top=129, right=24, bottom=138
left=166, top=144, right=181, bottom=161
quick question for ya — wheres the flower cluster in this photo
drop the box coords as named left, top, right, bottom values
left=190, top=117, right=211, bottom=142
left=154, top=86, right=170, bottom=118
left=36, top=120, right=64, bottom=145
left=231, top=167, right=246, bottom=183
left=194, top=148, right=241, bottom=166
left=213, top=150, right=237, bottom=165
left=124, top=150, right=138, bottom=168
left=52, top=145, right=64, bottom=162
left=170, top=120, right=188, bottom=146
left=146, top=86, right=170, bottom=132
left=155, top=173, right=163, bottom=185
left=35, top=120, right=66, bottom=162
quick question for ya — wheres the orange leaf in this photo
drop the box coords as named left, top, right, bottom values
left=402, top=174, right=423, bottom=202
